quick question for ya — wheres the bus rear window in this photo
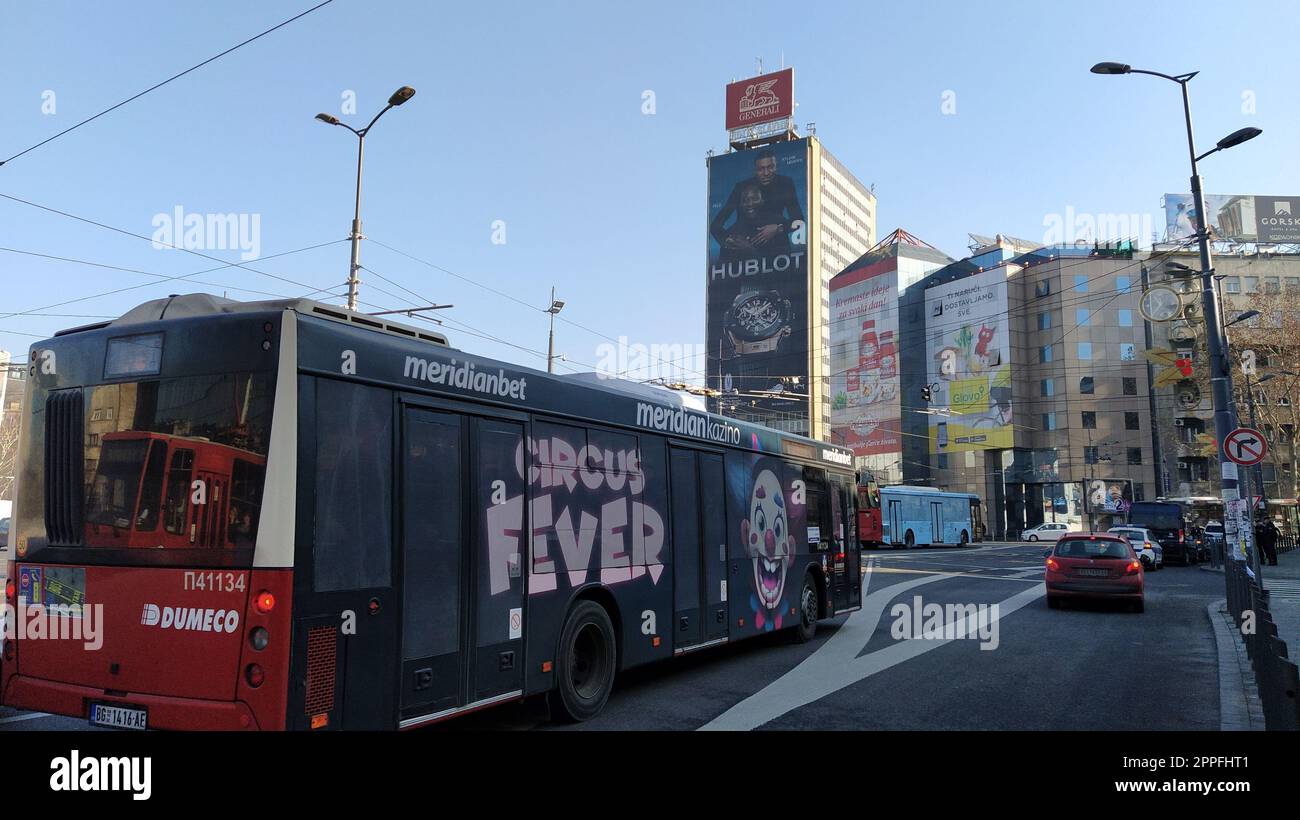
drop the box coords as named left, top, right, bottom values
left=32, top=371, right=274, bottom=562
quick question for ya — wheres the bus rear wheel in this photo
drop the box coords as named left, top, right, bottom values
left=551, top=600, right=616, bottom=722
left=904, top=530, right=915, bottom=549
left=792, top=573, right=819, bottom=643
left=960, top=530, right=970, bottom=546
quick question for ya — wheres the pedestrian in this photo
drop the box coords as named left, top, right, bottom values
left=1259, top=520, right=1279, bottom=566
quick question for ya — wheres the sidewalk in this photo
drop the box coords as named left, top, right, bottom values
left=1202, top=545, right=1300, bottom=659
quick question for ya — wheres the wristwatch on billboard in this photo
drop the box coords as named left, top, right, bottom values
left=725, top=288, right=792, bottom=355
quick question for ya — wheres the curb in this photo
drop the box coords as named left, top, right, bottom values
left=1206, top=599, right=1264, bottom=731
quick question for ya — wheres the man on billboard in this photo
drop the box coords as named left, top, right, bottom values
left=715, top=183, right=791, bottom=263
left=709, top=149, right=804, bottom=259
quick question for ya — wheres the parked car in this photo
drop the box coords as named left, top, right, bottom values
left=1044, top=532, right=1145, bottom=612
left=1022, top=522, right=1070, bottom=542
left=1108, top=526, right=1162, bottom=570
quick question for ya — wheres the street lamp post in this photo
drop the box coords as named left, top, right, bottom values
left=546, top=288, right=565, bottom=374
left=315, top=85, right=416, bottom=311
left=1091, top=62, right=1262, bottom=572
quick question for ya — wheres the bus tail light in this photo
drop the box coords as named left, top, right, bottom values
left=255, top=591, right=275, bottom=614
left=245, top=664, right=265, bottom=688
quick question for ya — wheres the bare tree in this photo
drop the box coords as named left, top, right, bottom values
left=1229, top=286, right=1300, bottom=499
left=0, top=410, right=19, bottom=502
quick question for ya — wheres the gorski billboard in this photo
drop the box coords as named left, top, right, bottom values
left=1164, top=193, right=1300, bottom=244
left=925, top=269, right=1013, bottom=453
left=829, top=258, right=900, bottom=455
left=706, top=139, right=809, bottom=418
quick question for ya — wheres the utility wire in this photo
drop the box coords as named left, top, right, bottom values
left=0, top=1, right=335, bottom=167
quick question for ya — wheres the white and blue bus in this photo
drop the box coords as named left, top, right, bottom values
left=877, top=486, right=977, bottom=548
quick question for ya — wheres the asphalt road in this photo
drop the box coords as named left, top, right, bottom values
left=1, top=542, right=1226, bottom=732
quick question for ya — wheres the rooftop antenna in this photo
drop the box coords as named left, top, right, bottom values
left=780, top=51, right=785, bottom=69
left=757, top=56, right=763, bottom=74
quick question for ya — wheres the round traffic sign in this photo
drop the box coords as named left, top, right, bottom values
left=1224, top=427, right=1268, bottom=466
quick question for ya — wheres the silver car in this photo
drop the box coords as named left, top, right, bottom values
left=1108, top=526, right=1163, bottom=570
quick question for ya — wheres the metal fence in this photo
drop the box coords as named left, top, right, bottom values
left=1224, top=558, right=1300, bottom=731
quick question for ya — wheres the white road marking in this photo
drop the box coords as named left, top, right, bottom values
left=700, top=580, right=1046, bottom=731
left=0, top=712, right=51, bottom=725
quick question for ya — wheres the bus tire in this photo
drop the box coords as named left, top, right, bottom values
left=904, top=530, right=915, bottom=549
left=792, top=573, right=819, bottom=644
left=551, top=600, right=617, bottom=723
left=960, top=530, right=970, bottom=546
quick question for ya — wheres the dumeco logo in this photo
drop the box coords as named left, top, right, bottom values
left=140, top=603, right=240, bottom=633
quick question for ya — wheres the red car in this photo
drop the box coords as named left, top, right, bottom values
left=1044, top=532, right=1145, bottom=612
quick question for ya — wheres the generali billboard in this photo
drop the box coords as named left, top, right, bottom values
left=725, top=68, right=794, bottom=130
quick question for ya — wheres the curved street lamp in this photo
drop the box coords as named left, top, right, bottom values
left=1091, top=61, right=1262, bottom=574
left=315, top=86, right=416, bottom=310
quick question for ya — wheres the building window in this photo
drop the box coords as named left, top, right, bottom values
left=1075, top=274, right=1088, bottom=293
left=1225, top=277, right=1241, bottom=294
left=1286, top=277, right=1300, bottom=292
left=1041, top=378, right=1055, bottom=397
left=1127, top=448, right=1142, bottom=465
left=937, top=454, right=948, bottom=469
left=1134, top=483, right=1145, bottom=501
left=1040, top=345, right=1053, bottom=363
left=1117, top=275, right=1132, bottom=293
left=1082, top=411, right=1097, bottom=429
left=1035, top=280, right=1051, bottom=297
left=1078, top=342, right=1093, bottom=360
left=1118, top=309, right=1133, bottom=327
left=1080, top=377, right=1094, bottom=394
left=1042, top=412, right=1057, bottom=431
left=1085, top=446, right=1099, bottom=464
left=1120, top=343, right=1136, bottom=361
left=1123, top=377, right=1137, bottom=395
left=1125, top=411, right=1140, bottom=430
left=1077, top=308, right=1091, bottom=326
left=1263, top=277, right=1281, bottom=294
left=1244, top=276, right=1259, bottom=293
left=1038, top=312, right=1052, bottom=330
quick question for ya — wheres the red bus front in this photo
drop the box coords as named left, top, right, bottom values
left=0, top=316, right=292, bottom=730
left=856, top=473, right=882, bottom=546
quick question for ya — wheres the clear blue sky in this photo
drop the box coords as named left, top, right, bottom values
left=2, top=0, right=1297, bottom=377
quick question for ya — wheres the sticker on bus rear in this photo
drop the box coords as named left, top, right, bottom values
left=18, top=566, right=42, bottom=606
left=43, top=567, right=87, bottom=613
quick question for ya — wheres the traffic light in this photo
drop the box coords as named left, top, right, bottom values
left=921, top=385, right=932, bottom=402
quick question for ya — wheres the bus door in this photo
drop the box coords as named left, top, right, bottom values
left=931, top=501, right=944, bottom=544
left=397, top=408, right=527, bottom=721
left=828, top=474, right=860, bottom=612
left=888, top=498, right=902, bottom=546
left=669, top=446, right=728, bottom=648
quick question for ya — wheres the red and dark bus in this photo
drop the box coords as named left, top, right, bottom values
left=1, top=294, right=860, bottom=729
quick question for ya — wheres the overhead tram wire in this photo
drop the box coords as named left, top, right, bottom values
left=0, top=1, right=336, bottom=168
left=364, top=237, right=714, bottom=383
left=0, top=239, right=349, bottom=321
left=356, top=263, right=597, bottom=373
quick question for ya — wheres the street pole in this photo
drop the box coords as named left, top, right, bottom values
left=315, top=86, right=416, bottom=313
left=347, top=133, right=365, bottom=312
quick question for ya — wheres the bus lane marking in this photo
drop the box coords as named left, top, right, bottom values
left=700, top=579, right=1044, bottom=731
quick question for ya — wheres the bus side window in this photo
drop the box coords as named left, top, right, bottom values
left=163, top=449, right=195, bottom=536
left=802, top=467, right=832, bottom=551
